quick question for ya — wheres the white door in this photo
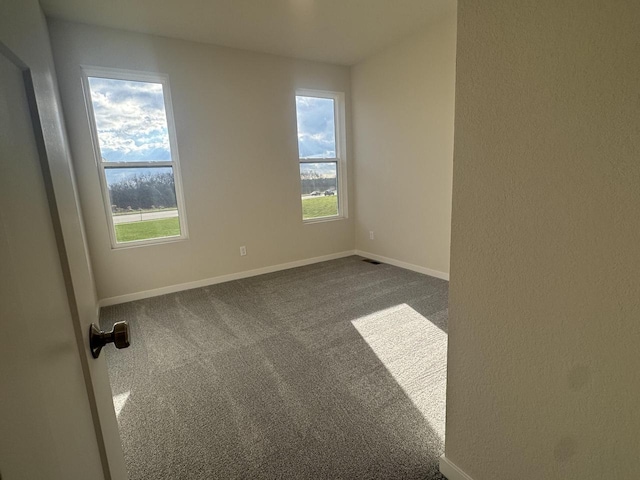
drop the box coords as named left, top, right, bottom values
left=0, top=47, right=115, bottom=479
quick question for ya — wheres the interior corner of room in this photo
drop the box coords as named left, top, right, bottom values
left=44, top=9, right=457, bottom=305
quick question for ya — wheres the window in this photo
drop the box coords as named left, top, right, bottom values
left=295, top=89, right=347, bottom=222
left=82, top=68, right=188, bottom=247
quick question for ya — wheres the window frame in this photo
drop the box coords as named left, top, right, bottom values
left=81, top=66, right=189, bottom=249
left=295, top=88, right=348, bottom=223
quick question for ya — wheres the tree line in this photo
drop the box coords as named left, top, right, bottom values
left=109, top=172, right=177, bottom=211
left=300, top=171, right=337, bottom=195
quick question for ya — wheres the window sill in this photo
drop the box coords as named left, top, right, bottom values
left=110, top=235, right=188, bottom=250
left=303, top=215, right=346, bottom=225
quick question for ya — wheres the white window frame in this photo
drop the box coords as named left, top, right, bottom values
left=81, top=66, right=189, bottom=249
left=295, top=88, right=348, bottom=223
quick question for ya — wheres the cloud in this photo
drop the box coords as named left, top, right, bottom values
left=88, top=77, right=172, bottom=162
left=296, top=95, right=336, bottom=158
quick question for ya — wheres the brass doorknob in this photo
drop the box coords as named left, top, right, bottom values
left=90, top=321, right=130, bottom=358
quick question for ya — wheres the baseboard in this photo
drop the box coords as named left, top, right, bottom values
left=440, top=456, right=474, bottom=480
left=98, top=250, right=357, bottom=308
left=354, top=250, right=449, bottom=281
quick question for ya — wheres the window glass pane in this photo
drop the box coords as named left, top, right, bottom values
left=88, top=77, right=171, bottom=162
left=105, top=167, right=181, bottom=242
left=300, top=162, right=338, bottom=219
left=295, top=96, right=336, bottom=158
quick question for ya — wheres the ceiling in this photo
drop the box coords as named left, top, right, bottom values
left=40, top=0, right=455, bottom=65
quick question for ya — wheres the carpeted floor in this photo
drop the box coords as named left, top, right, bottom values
left=100, top=255, right=449, bottom=480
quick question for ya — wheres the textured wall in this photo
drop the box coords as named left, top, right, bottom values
left=48, top=20, right=354, bottom=301
left=446, top=1, right=640, bottom=479
left=351, top=9, right=456, bottom=276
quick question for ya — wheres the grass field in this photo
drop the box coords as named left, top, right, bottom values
left=302, top=195, right=338, bottom=219
left=115, top=217, right=181, bottom=242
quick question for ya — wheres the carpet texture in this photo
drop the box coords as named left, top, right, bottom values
left=101, top=256, right=449, bottom=479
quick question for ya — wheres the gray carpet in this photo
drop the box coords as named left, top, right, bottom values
left=100, top=255, right=449, bottom=480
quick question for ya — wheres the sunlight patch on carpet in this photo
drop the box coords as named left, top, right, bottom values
left=113, top=391, right=131, bottom=418
left=351, top=304, right=447, bottom=440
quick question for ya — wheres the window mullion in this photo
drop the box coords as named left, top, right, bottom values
left=299, top=158, right=338, bottom=163
left=102, top=161, right=173, bottom=169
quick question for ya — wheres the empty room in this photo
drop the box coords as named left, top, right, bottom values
left=2, top=0, right=638, bottom=480
left=3, top=0, right=456, bottom=478
left=51, top=2, right=455, bottom=478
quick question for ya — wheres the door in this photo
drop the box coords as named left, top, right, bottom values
left=0, top=47, right=112, bottom=478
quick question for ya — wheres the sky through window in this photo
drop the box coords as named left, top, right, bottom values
left=88, top=77, right=171, bottom=163
left=295, top=95, right=336, bottom=159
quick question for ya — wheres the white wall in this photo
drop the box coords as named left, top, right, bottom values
left=48, top=20, right=354, bottom=301
left=351, top=8, right=456, bottom=277
left=445, top=1, right=640, bottom=479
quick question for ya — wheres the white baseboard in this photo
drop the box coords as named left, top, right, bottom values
left=354, top=250, right=449, bottom=281
left=98, top=250, right=356, bottom=308
left=439, top=456, right=474, bottom=480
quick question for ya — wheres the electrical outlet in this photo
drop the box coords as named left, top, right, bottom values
left=369, top=231, right=374, bottom=240
left=240, top=246, right=247, bottom=256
